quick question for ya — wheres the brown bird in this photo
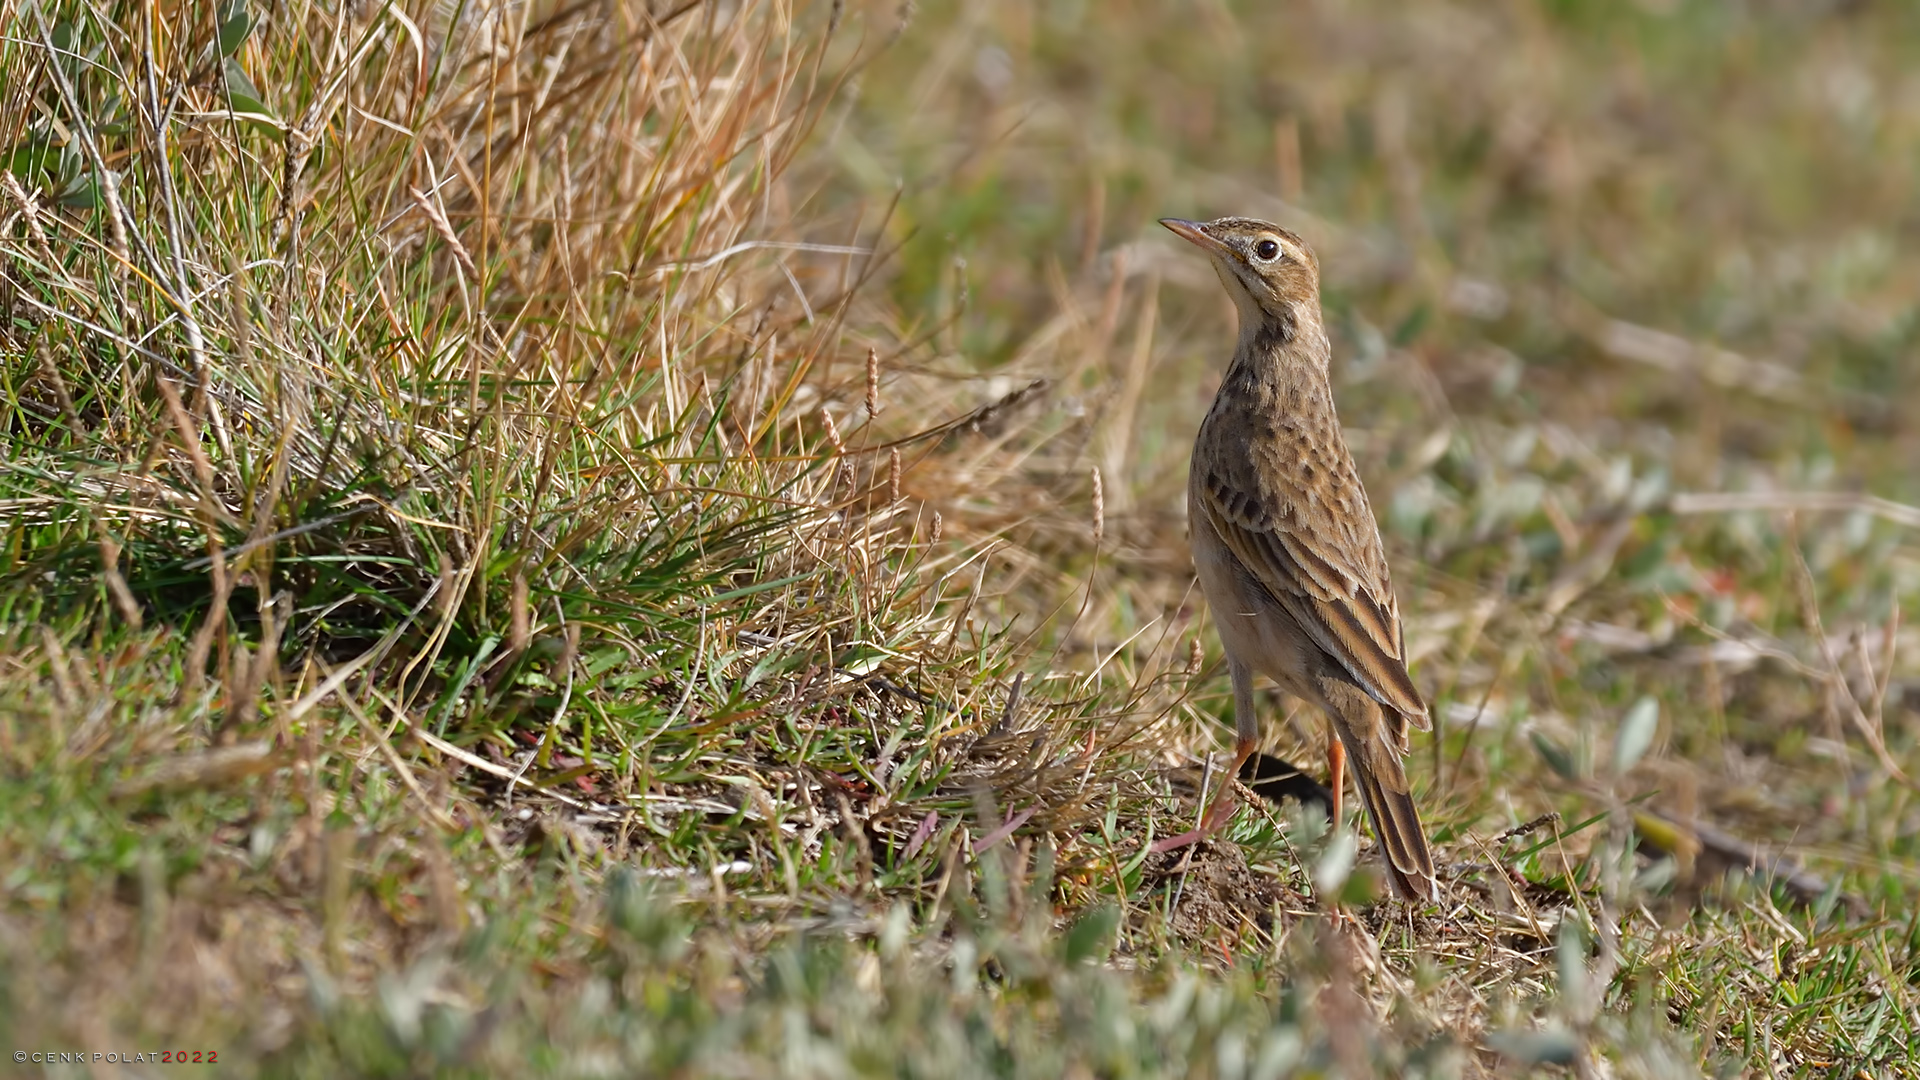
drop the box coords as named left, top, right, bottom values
left=1157, top=215, right=1439, bottom=903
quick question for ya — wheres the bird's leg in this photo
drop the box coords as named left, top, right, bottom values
left=1204, top=736, right=1258, bottom=829
left=1151, top=658, right=1258, bottom=853
left=1327, top=736, right=1346, bottom=827
left=1150, top=737, right=1255, bottom=853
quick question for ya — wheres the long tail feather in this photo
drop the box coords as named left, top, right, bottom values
left=1324, top=688, right=1440, bottom=903
left=1349, top=753, right=1439, bottom=902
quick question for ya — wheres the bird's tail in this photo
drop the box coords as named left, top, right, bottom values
left=1332, top=701, right=1440, bottom=903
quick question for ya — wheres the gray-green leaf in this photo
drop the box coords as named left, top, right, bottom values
left=1061, top=904, right=1118, bottom=964
left=1613, top=695, right=1659, bottom=776
left=54, top=173, right=102, bottom=209
left=222, top=57, right=267, bottom=115
left=218, top=0, right=255, bottom=57
left=1313, top=828, right=1358, bottom=895
left=1531, top=730, right=1579, bottom=780
left=1486, top=1027, right=1579, bottom=1065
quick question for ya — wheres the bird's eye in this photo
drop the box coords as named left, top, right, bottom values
left=1252, top=238, right=1282, bottom=261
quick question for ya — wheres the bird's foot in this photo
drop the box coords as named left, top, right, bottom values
left=1149, top=787, right=1241, bottom=853
left=1148, top=827, right=1210, bottom=854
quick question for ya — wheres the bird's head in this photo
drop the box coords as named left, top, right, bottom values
left=1160, top=216, right=1321, bottom=345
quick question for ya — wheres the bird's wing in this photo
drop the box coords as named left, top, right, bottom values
left=1196, top=433, right=1430, bottom=728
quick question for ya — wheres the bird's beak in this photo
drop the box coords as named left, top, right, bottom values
left=1159, top=217, right=1230, bottom=256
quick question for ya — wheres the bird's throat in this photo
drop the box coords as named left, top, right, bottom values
left=1228, top=308, right=1330, bottom=393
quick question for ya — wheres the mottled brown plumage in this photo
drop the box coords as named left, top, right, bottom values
left=1159, top=215, right=1439, bottom=903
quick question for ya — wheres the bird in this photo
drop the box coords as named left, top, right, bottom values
left=1156, top=215, right=1440, bottom=903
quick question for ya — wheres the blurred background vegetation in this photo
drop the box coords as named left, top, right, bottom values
left=2, top=0, right=1917, bottom=1075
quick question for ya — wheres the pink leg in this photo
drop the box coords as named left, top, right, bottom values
left=1152, top=737, right=1257, bottom=853
left=1328, top=737, right=1346, bottom=827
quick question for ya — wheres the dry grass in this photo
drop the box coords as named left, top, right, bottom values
left=3, top=0, right=1919, bottom=1076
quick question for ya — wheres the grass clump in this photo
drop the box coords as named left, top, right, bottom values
left=4, top=0, right=1920, bottom=1076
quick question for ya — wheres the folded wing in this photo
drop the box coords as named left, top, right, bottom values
left=1197, top=460, right=1430, bottom=730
